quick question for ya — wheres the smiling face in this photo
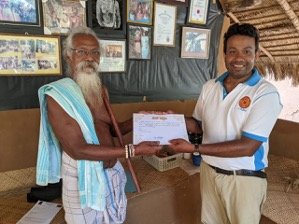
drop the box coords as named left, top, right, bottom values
left=224, top=35, right=260, bottom=82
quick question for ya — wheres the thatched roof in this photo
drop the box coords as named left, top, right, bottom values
left=219, top=0, right=299, bottom=85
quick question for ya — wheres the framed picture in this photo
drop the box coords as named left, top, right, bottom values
left=88, top=0, right=126, bottom=37
left=128, top=25, right=152, bottom=60
left=181, top=27, right=210, bottom=59
left=127, top=0, right=153, bottom=25
left=187, top=0, right=209, bottom=25
left=0, top=33, right=61, bottom=76
left=159, top=0, right=189, bottom=5
left=98, top=39, right=126, bottom=73
left=153, top=2, right=177, bottom=47
left=0, top=0, right=40, bottom=26
left=42, top=0, right=86, bottom=35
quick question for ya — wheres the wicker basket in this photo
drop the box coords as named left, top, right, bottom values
left=143, top=153, right=183, bottom=172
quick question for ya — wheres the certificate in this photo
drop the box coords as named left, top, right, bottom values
left=187, top=0, right=209, bottom=25
left=153, top=2, right=177, bottom=47
left=133, top=113, right=189, bottom=145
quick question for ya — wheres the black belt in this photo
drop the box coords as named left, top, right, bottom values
left=208, top=164, right=267, bottom=179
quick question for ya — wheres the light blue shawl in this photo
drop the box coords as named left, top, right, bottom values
left=36, top=78, right=124, bottom=213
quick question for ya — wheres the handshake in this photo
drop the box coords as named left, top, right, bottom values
left=132, top=113, right=202, bottom=157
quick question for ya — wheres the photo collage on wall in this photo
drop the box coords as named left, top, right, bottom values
left=0, top=0, right=211, bottom=75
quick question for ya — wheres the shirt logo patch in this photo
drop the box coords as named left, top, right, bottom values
left=239, top=96, right=251, bottom=109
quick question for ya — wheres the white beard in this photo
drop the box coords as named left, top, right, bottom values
left=74, top=61, right=103, bottom=108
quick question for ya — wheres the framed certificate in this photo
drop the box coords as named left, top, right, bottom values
left=98, top=39, right=126, bottom=73
left=153, top=2, right=177, bottom=47
left=187, top=0, right=209, bottom=25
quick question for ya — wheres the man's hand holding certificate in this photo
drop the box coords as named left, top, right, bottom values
left=133, top=113, right=189, bottom=145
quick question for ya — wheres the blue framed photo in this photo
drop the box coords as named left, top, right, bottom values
left=0, top=0, right=40, bottom=26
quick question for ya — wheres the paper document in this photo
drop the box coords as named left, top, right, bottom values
left=133, top=113, right=189, bottom=145
left=17, top=200, right=62, bottom=224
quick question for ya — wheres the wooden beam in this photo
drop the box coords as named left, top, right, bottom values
left=276, top=0, right=299, bottom=34
left=226, top=12, right=275, bottom=62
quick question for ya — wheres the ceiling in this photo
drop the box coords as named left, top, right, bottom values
left=219, top=0, right=299, bottom=85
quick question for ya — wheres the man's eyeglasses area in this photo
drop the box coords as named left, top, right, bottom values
left=70, top=48, right=100, bottom=57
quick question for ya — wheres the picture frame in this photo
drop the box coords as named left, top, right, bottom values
left=158, top=0, right=189, bottom=5
left=98, top=39, right=126, bottom=73
left=42, top=0, right=86, bottom=35
left=127, top=0, right=153, bottom=25
left=181, top=27, right=210, bottom=59
left=128, top=25, right=152, bottom=60
left=153, top=2, right=177, bottom=47
left=187, top=0, right=209, bottom=25
left=0, top=0, right=40, bottom=26
left=0, top=33, right=62, bottom=76
left=88, top=0, right=126, bottom=38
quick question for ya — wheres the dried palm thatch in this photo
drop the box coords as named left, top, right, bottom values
left=219, top=0, right=299, bottom=85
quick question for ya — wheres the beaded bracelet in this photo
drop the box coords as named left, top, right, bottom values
left=125, top=144, right=129, bottom=159
left=125, top=144, right=136, bottom=158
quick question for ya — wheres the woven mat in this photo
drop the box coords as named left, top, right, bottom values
left=0, top=167, right=36, bottom=192
left=262, top=154, right=299, bottom=224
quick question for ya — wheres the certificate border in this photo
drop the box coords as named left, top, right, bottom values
left=153, top=2, right=177, bottom=47
left=187, top=0, right=209, bottom=25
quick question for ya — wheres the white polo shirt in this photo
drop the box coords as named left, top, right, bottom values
left=193, top=68, right=282, bottom=171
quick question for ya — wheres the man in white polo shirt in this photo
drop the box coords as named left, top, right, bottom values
left=168, top=23, right=282, bottom=224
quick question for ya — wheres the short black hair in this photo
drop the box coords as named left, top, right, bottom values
left=223, top=23, right=259, bottom=54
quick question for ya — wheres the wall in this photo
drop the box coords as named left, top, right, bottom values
left=269, top=119, right=299, bottom=160
left=0, top=108, right=40, bottom=172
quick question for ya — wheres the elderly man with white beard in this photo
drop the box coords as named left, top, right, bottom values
left=36, top=26, right=162, bottom=224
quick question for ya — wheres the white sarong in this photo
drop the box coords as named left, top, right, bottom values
left=62, top=152, right=127, bottom=224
